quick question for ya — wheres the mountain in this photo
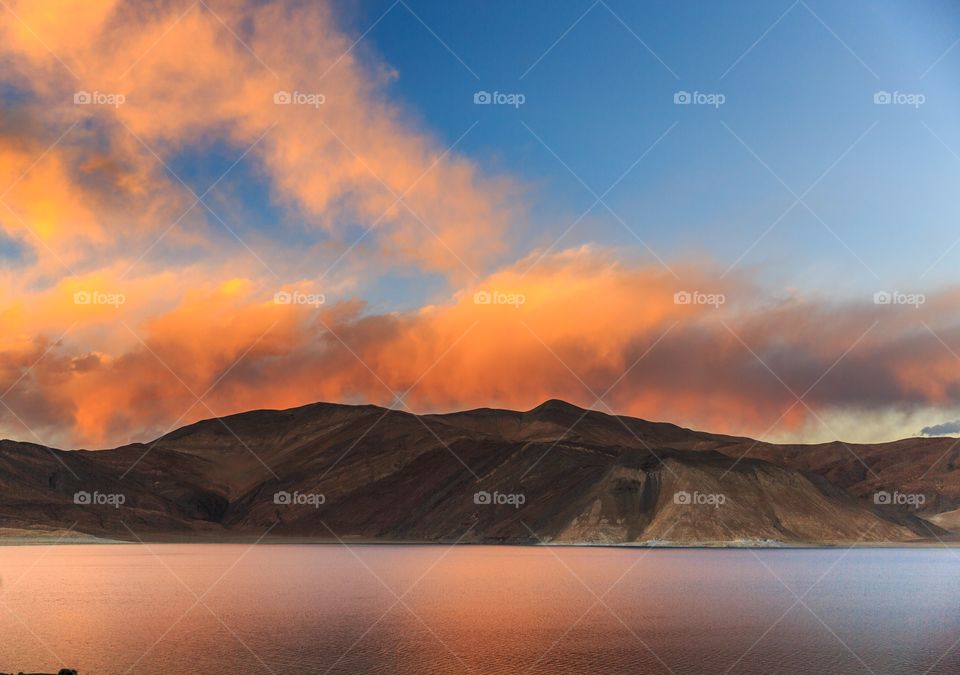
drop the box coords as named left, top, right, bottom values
left=0, top=399, right=955, bottom=545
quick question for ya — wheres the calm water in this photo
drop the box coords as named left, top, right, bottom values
left=0, top=544, right=958, bottom=674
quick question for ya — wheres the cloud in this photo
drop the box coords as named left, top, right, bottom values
left=0, top=0, right=521, bottom=280
left=2, top=2, right=960, bottom=449
left=920, top=420, right=960, bottom=437
left=4, top=246, right=960, bottom=448
left=0, top=0, right=527, bottom=446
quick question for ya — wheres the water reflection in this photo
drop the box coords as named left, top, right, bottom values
left=0, top=545, right=958, bottom=673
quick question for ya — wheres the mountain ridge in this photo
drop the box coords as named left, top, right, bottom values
left=0, top=399, right=956, bottom=546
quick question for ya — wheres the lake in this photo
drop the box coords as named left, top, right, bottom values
left=0, top=544, right=958, bottom=673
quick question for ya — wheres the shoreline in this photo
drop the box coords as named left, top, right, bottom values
left=2, top=531, right=958, bottom=549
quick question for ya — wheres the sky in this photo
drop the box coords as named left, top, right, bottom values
left=1, top=0, right=959, bottom=449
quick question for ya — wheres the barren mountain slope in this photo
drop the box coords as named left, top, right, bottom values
left=0, top=400, right=951, bottom=545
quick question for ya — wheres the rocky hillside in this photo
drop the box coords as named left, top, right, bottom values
left=0, top=400, right=953, bottom=545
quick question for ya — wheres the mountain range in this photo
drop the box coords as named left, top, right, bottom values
left=1, top=399, right=958, bottom=546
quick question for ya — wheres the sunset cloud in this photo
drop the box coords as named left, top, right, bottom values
left=2, top=246, right=960, bottom=448
left=0, top=0, right=519, bottom=279
left=1, top=1, right=959, bottom=449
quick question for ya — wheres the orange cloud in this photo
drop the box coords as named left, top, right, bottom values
left=0, top=0, right=519, bottom=278
left=0, top=0, right=529, bottom=448
left=2, top=2, right=959, bottom=450
left=3, top=247, right=960, bottom=448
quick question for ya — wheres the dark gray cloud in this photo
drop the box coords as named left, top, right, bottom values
left=920, top=421, right=960, bottom=437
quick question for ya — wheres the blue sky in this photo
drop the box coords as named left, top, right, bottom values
left=101, top=0, right=960, bottom=305
left=335, top=0, right=960, bottom=293
left=3, top=0, right=960, bottom=446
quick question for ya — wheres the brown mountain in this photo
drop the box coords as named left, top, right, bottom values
left=0, top=399, right=954, bottom=545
